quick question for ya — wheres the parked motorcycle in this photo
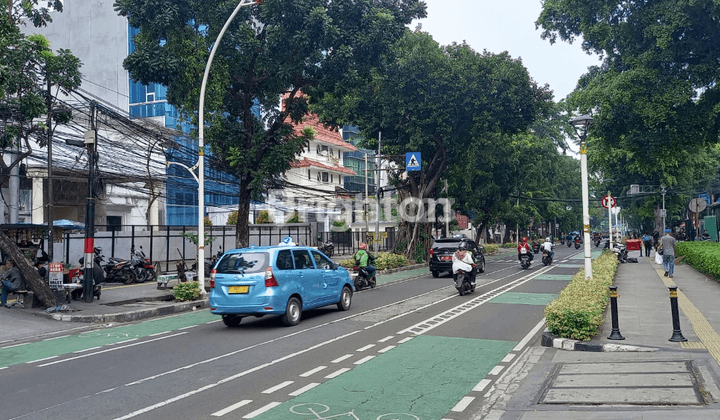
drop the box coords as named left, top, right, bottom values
left=352, top=266, right=376, bottom=290
left=131, top=246, right=156, bottom=283
left=192, top=247, right=223, bottom=278
left=89, top=247, right=136, bottom=284
left=317, top=236, right=334, bottom=257
left=73, top=251, right=106, bottom=300
left=613, top=243, right=628, bottom=263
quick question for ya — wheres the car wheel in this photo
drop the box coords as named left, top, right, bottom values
left=431, top=270, right=439, bottom=278
left=337, top=286, right=352, bottom=311
left=222, top=315, right=243, bottom=327
left=477, top=258, right=485, bottom=273
left=282, top=297, right=302, bottom=326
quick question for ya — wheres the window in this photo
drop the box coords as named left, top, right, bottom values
left=216, top=252, right=268, bottom=274
left=331, top=174, right=334, bottom=183
left=311, top=250, right=334, bottom=269
left=107, top=216, right=122, bottom=232
left=291, top=250, right=313, bottom=269
left=322, top=172, right=329, bottom=182
left=308, top=170, right=311, bottom=180
left=276, top=250, right=293, bottom=270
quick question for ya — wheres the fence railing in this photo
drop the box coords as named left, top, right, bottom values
left=318, top=228, right=396, bottom=256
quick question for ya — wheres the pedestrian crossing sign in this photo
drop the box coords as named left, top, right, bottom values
left=406, top=152, right=421, bottom=171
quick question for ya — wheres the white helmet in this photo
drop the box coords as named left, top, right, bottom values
left=546, top=237, right=551, bottom=242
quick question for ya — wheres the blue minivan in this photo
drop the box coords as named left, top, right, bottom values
left=209, top=245, right=354, bottom=327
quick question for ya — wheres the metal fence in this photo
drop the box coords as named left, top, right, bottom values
left=318, top=228, right=396, bottom=256
left=52, top=224, right=315, bottom=273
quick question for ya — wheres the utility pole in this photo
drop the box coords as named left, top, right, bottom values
left=608, top=190, right=613, bottom=251
left=46, top=76, right=54, bottom=262
left=661, top=186, right=667, bottom=233
left=364, top=153, right=369, bottom=235
left=82, top=102, right=97, bottom=303
left=445, top=179, right=449, bottom=237
left=374, top=132, right=381, bottom=258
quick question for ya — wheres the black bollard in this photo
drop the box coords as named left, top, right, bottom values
left=668, top=286, right=687, bottom=342
left=608, top=286, right=625, bottom=340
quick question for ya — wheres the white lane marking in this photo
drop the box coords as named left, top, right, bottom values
left=331, top=354, right=353, bottom=363
left=1, top=342, right=29, bottom=349
left=377, top=345, right=395, bottom=353
left=356, top=344, right=375, bottom=352
left=261, top=380, right=294, bottom=394
left=148, top=331, right=169, bottom=337
left=299, top=366, right=327, bottom=377
left=0, top=366, right=7, bottom=371
left=397, top=266, right=553, bottom=335
left=398, top=337, right=414, bottom=344
left=26, top=356, right=58, bottom=364
left=211, top=399, right=251, bottom=417
left=488, top=365, right=504, bottom=376
left=512, top=318, right=546, bottom=352
left=243, top=402, right=281, bottom=418
left=114, top=329, right=362, bottom=419
left=354, top=355, right=375, bottom=365
left=451, top=396, right=475, bottom=412
left=39, top=332, right=188, bottom=367
left=325, top=368, right=351, bottom=379
left=43, top=335, right=71, bottom=341
left=501, top=354, right=515, bottom=363
left=74, top=346, right=102, bottom=353
left=289, top=382, right=320, bottom=396
left=473, top=379, right=491, bottom=392
left=378, top=335, right=394, bottom=343
left=178, top=325, right=196, bottom=330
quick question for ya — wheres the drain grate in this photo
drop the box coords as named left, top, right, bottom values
left=538, top=361, right=706, bottom=405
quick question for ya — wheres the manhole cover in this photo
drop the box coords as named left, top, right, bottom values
left=538, top=361, right=705, bottom=405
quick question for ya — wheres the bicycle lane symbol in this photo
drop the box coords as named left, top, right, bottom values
left=289, top=403, right=419, bottom=420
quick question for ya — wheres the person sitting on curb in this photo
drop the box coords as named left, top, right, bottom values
left=658, top=228, right=676, bottom=278
left=0, top=259, right=25, bottom=308
left=353, top=243, right=376, bottom=286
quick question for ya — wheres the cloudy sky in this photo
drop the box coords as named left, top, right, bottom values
left=413, top=0, right=602, bottom=101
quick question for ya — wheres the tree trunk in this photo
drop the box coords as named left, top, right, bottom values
left=0, top=230, right=57, bottom=308
left=235, top=182, right=252, bottom=249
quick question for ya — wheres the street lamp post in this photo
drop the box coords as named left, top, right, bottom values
left=661, top=186, right=667, bottom=233
left=193, top=0, right=259, bottom=294
left=570, top=115, right=594, bottom=280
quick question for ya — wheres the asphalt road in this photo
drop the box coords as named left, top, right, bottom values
left=0, top=244, right=595, bottom=420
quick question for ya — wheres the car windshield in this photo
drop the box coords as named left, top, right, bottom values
left=215, top=252, right=268, bottom=274
left=433, top=239, right=463, bottom=250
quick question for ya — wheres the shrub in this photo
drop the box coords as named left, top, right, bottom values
left=339, top=252, right=409, bottom=270
left=676, top=242, right=720, bottom=280
left=226, top=211, right=238, bottom=225
left=256, top=210, right=272, bottom=224
left=502, top=242, right=518, bottom=248
left=332, top=220, right=350, bottom=231
left=204, top=216, right=213, bottom=226
left=174, top=281, right=200, bottom=301
left=482, top=244, right=499, bottom=254
left=286, top=211, right=302, bottom=223
left=544, top=251, right=619, bottom=341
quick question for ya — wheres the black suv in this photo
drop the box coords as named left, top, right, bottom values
left=429, top=236, right=485, bottom=278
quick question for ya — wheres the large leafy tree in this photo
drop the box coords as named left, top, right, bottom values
left=114, top=0, right=426, bottom=248
left=0, top=0, right=82, bottom=308
left=315, top=31, right=551, bottom=258
left=537, top=0, right=720, bottom=188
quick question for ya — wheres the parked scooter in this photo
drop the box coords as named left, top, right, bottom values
left=73, top=251, right=106, bottom=300
left=192, top=247, right=224, bottom=278
left=613, top=243, right=628, bottom=263
left=352, top=266, right=376, bottom=290
left=131, top=246, right=156, bottom=283
left=88, top=247, right=136, bottom=284
left=317, top=236, right=334, bottom=257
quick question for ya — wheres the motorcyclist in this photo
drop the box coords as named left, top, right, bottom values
left=566, top=232, right=573, bottom=243
left=517, top=237, right=533, bottom=261
left=452, top=242, right=476, bottom=285
left=542, top=237, right=555, bottom=260
left=353, top=243, right=376, bottom=286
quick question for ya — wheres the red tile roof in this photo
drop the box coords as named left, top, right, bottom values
left=293, top=114, right=358, bottom=151
left=291, top=158, right=357, bottom=176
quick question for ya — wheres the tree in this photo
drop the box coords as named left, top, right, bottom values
left=537, top=0, right=720, bottom=187
left=114, top=0, right=426, bottom=248
left=315, top=30, right=551, bottom=257
left=0, top=1, right=81, bottom=308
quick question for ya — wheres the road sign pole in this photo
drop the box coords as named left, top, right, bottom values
left=608, top=191, right=613, bottom=251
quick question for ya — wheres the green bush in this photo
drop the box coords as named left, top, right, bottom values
left=286, top=211, right=302, bottom=223
left=174, top=281, right=201, bottom=301
left=482, top=244, right=499, bottom=254
left=676, top=242, right=720, bottom=280
left=545, top=251, right=619, bottom=341
left=256, top=210, right=273, bottom=224
left=338, top=252, right=409, bottom=270
left=332, top=220, right=350, bottom=231
left=502, top=242, right=518, bottom=248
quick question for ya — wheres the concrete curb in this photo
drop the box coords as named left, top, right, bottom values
left=43, top=299, right=209, bottom=323
left=541, top=331, right=658, bottom=352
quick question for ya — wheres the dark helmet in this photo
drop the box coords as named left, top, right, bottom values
left=458, top=243, right=467, bottom=251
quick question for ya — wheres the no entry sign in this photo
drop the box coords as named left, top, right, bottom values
left=601, top=195, right=617, bottom=209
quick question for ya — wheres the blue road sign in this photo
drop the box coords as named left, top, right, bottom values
left=406, top=152, right=421, bottom=171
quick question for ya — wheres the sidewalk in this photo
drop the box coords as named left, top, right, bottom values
left=491, top=247, right=720, bottom=419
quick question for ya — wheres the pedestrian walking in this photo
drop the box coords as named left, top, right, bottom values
left=652, top=229, right=660, bottom=249
left=658, top=229, right=676, bottom=278
left=642, top=232, right=652, bottom=257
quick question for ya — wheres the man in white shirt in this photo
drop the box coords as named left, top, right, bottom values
left=542, top=237, right=554, bottom=260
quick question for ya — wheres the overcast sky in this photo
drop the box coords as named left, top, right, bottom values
left=413, top=0, right=602, bottom=101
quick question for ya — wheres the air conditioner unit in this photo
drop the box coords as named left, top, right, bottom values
left=629, top=184, right=640, bottom=195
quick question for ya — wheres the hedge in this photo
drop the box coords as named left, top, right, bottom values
left=339, top=252, right=409, bottom=270
left=676, top=242, right=720, bottom=280
left=544, top=251, right=619, bottom=341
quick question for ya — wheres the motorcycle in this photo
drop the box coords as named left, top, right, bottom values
left=566, top=238, right=572, bottom=247
left=612, top=243, right=628, bottom=263
left=560, top=238, right=565, bottom=245
left=453, top=268, right=475, bottom=296
left=574, top=237, right=582, bottom=249
left=73, top=251, right=106, bottom=300
left=541, top=246, right=554, bottom=266
left=519, top=253, right=531, bottom=269
left=192, top=247, right=223, bottom=278
left=352, top=266, right=376, bottom=290
left=594, top=237, right=601, bottom=247
left=317, top=236, right=334, bottom=257
left=131, top=246, right=156, bottom=283
left=88, top=247, right=136, bottom=284
left=531, top=241, right=541, bottom=254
